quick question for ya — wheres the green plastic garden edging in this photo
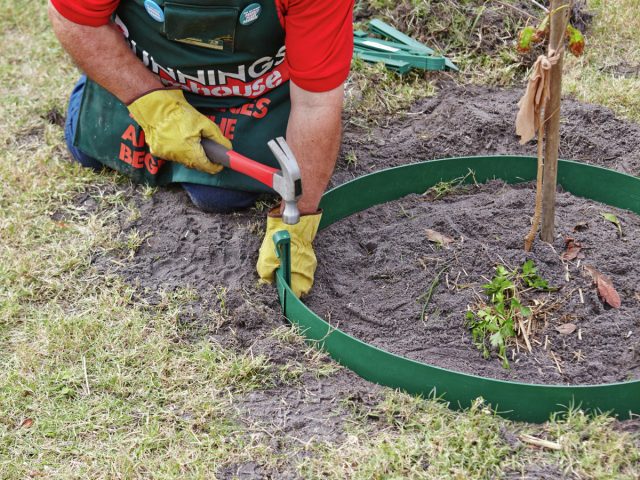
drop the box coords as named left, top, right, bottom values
left=272, top=155, right=640, bottom=423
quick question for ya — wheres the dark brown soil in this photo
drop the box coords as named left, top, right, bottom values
left=93, top=186, right=386, bottom=478
left=305, top=180, right=640, bottom=385
left=315, top=85, right=640, bottom=386
left=335, top=84, right=640, bottom=189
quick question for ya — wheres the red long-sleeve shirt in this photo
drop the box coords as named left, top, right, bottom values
left=50, top=0, right=354, bottom=92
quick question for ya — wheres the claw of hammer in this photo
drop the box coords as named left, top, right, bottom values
left=267, top=137, right=302, bottom=225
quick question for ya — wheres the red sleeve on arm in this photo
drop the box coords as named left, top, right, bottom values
left=281, top=0, right=354, bottom=92
left=50, top=0, right=120, bottom=27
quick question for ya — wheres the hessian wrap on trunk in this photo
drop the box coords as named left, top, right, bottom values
left=515, top=50, right=561, bottom=145
left=74, top=0, right=290, bottom=190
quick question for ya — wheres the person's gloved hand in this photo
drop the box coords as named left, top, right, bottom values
left=256, top=209, right=322, bottom=298
left=127, top=88, right=231, bottom=175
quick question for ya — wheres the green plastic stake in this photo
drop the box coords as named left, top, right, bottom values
left=273, top=230, right=291, bottom=288
left=369, top=19, right=435, bottom=55
left=368, top=19, right=459, bottom=71
left=354, top=36, right=423, bottom=54
left=354, top=46, right=446, bottom=71
left=353, top=50, right=412, bottom=74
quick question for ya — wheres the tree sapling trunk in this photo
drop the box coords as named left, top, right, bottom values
left=518, top=0, right=581, bottom=250
left=540, top=0, right=570, bottom=242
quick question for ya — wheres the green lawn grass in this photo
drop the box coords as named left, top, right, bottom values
left=1, top=1, right=639, bottom=478
left=564, top=0, right=640, bottom=122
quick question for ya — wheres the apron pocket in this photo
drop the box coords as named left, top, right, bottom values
left=164, top=2, right=238, bottom=52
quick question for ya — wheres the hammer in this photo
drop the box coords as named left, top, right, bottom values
left=201, top=137, right=302, bottom=224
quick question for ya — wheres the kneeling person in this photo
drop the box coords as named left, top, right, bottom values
left=49, top=0, right=354, bottom=296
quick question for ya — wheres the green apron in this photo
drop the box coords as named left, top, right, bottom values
left=75, top=0, right=290, bottom=191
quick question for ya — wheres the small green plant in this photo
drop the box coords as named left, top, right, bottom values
left=141, top=184, right=158, bottom=198
left=466, top=261, right=552, bottom=369
left=424, top=170, right=476, bottom=200
left=601, top=212, right=623, bottom=237
left=345, top=150, right=358, bottom=167
left=521, top=259, right=554, bottom=290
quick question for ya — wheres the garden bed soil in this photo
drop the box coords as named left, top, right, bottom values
left=93, top=85, right=640, bottom=475
left=305, top=180, right=640, bottom=385
left=335, top=85, right=640, bottom=189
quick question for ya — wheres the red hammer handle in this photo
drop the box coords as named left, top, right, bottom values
left=201, top=138, right=279, bottom=189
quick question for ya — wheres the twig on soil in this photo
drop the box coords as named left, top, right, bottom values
left=453, top=271, right=462, bottom=289
left=520, top=433, right=562, bottom=450
left=573, top=349, right=584, bottom=362
left=494, top=0, right=539, bottom=20
left=517, top=317, right=533, bottom=352
left=525, top=0, right=550, bottom=13
left=82, top=355, right=91, bottom=396
left=419, top=264, right=452, bottom=324
left=550, top=350, right=564, bottom=374
left=249, top=427, right=277, bottom=440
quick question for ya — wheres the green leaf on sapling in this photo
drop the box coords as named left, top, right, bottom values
left=517, top=26, right=536, bottom=53
left=566, top=24, right=585, bottom=57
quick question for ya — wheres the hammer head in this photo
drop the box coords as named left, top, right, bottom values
left=268, top=137, right=302, bottom=225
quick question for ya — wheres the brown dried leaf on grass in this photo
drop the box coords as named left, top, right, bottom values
left=20, top=418, right=34, bottom=429
left=584, top=265, right=622, bottom=308
left=560, top=236, right=583, bottom=261
left=425, top=229, right=454, bottom=248
left=555, top=323, right=577, bottom=335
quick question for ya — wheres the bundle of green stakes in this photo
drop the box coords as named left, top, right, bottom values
left=354, top=19, right=458, bottom=74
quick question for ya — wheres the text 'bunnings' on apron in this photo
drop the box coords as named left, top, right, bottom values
left=75, top=0, right=291, bottom=191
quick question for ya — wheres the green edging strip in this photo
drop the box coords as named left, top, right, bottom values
left=273, top=156, right=640, bottom=423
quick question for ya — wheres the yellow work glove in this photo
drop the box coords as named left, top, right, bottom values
left=256, top=210, right=322, bottom=298
left=127, top=88, right=231, bottom=175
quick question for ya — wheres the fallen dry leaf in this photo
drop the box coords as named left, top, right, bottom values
left=584, top=265, right=599, bottom=283
left=20, top=418, right=34, bottom=429
left=573, top=222, right=589, bottom=232
left=584, top=265, right=622, bottom=308
left=425, top=229, right=454, bottom=248
left=560, top=236, right=583, bottom=261
left=555, top=323, right=577, bottom=335
left=597, top=275, right=622, bottom=308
